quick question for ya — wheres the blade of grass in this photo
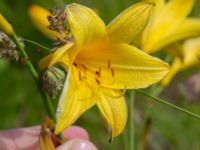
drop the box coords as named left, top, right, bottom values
left=135, top=89, right=200, bottom=120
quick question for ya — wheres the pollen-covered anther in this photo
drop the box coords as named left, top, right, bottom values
left=78, top=71, right=82, bottom=81
left=107, top=59, right=111, bottom=69
left=111, top=68, right=115, bottom=77
left=80, top=64, right=87, bottom=71
left=95, top=78, right=100, bottom=85
left=95, top=67, right=101, bottom=78
left=73, top=62, right=77, bottom=67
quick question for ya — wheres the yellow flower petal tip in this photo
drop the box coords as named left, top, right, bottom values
left=0, top=14, right=14, bottom=35
left=28, top=4, right=57, bottom=39
left=107, top=1, right=154, bottom=43
left=161, top=58, right=182, bottom=86
left=141, top=0, right=197, bottom=53
left=39, top=2, right=170, bottom=139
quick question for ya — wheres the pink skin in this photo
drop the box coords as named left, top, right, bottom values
left=0, top=126, right=97, bottom=150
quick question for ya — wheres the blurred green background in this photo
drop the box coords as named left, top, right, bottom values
left=1, top=0, right=200, bottom=149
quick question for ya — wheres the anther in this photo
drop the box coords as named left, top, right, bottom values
left=73, top=62, right=77, bottom=67
left=107, top=59, right=111, bottom=69
left=95, top=67, right=101, bottom=77
left=81, top=64, right=87, bottom=71
left=111, top=68, right=115, bottom=77
left=95, top=78, right=100, bottom=85
left=78, top=71, right=82, bottom=81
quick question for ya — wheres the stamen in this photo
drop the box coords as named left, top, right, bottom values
left=95, top=67, right=101, bottom=78
left=73, top=62, right=77, bottom=67
left=111, top=68, right=115, bottom=77
left=80, top=64, right=87, bottom=71
left=107, top=59, right=111, bottom=69
left=95, top=78, right=100, bottom=85
left=78, top=71, right=82, bottom=81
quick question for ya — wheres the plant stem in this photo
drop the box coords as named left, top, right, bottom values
left=11, top=32, right=56, bottom=122
left=136, top=89, right=200, bottom=120
left=120, top=130, right=129, bottom=150
left=127, top=91, right=135, bottom=150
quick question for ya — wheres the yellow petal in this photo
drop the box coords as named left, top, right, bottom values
left=142, top=0, right=165, bottom=45
left=182, top=37, right=200, bottom=68
left=77, top=42, right=169, bottom=89
left=39, top=43, right=73, bottom=70
left=142, top=0, right=195, bottom=53
left=54, top=66, right=96, bottom=134
left=0, top=14, right=13, bottom=35
left=39, top=54, right=54, bottom=70
left=147, top=0, right=165, bottom=18
left=164, top=43, right=184, bottom=59
left=66, top=3, right=106, bottom=61
left=161, top=58, right=182, bottom=86
left=96, top=89, right=127, bottom=139
left=106, top=1, right=154, bottom=43
left=28, top=5, right=57, bottom=40
left=167, top=19, right=200, bottom=47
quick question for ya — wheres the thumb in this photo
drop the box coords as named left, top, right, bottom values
left=56, top=139, right=97, bottom=150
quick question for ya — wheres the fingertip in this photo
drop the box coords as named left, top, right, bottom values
left=62, top=126, right=89, bottom=141
left=56, top=139, right=97, bottom=150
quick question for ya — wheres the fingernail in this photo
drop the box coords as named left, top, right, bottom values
left=56, top=139, right=97, bottom=150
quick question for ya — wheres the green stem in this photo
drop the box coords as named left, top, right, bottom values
left=120, top=131, right=129, bottom=150
left=127, top=91, right=135, bottom=150
left=136, top=89, right=200, bottom=120
left=23, top=38, right=51, bottom=52
left=11, top=32, right=56, bottom=122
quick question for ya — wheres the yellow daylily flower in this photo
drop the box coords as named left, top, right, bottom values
left=39, top=2, right=169, bottom=139
left=141, top=0, right=200, bottom=53
left=162, top=37, right=200, bottom=86
left=28, top=5, right=57, bottom=39
left=0, top=14, right=14, bottom=35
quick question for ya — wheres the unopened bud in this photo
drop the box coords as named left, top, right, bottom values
left=0, top=14, right=14, bottom=35
left=0, top=32, right=19, bottom=61
left=42, top=67, right=65, bottom=98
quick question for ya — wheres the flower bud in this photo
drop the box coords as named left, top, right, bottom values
left=42, top=67, right=65, bottom=98
left=0, top=14, right=14, bottom=35
left=0, top=32, right=19, bottom=61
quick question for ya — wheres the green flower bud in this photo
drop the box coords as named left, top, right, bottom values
left=42, top=67, right=65, bottom=98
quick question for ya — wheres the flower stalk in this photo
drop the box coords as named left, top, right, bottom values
left=11, top=32, right=56, bottom=122
left=127, top=91, right=135, bottom=150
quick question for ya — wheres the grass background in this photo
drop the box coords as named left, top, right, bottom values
left=0, top=0, right=200, bottom=149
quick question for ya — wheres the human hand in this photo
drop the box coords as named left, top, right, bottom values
left=0, top=126, right=97, bottom=150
